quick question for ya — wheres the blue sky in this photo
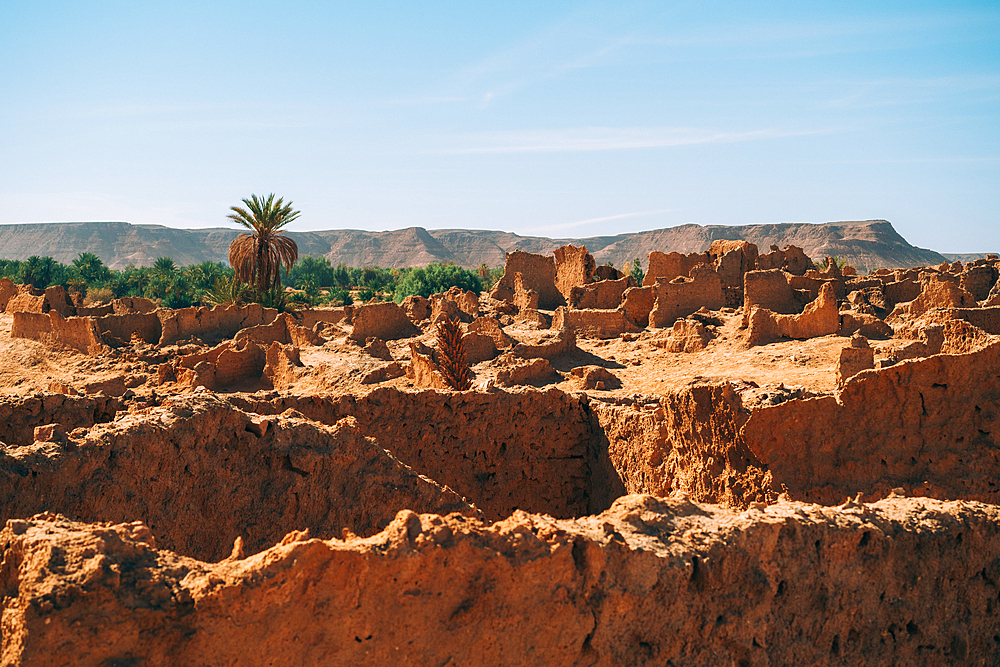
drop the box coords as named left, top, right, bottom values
left=1, top=1, right=997, bottom=252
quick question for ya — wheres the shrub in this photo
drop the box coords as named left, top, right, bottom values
left=393, top=263, right=483, bottom=302
left=83, top=286, right=115, bottom=306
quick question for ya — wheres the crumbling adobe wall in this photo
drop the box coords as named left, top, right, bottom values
left=94, top=312, right=162, bottom=345
left=349, top=301, right=419, bottom=342
left=235, top=312, right=321, bottom=347
left=0, top=393, right=124, bottom=448
left=553, top=244, right=595, bottom=301
left=0, top=277, right=16, bottom=311
left=743, top=269, right=798, bottom=326
left=551, top=307, right=640, bottom=339
left=708, top=239, right=758, bottom=306
left=110, top=296, right=157, bottom=314
left=883, top=278, right=921, bottom=307
left=941, top=306, right=1000, bottom=334
left=642, top=250, right=710, bottom=287
left=233, top=387, right=593, bottom=521
left=0, top=397, right=477, bottom=563
left=588, top=384, right=773, bottom=511
left=490, top=250, right=564, bottom=309
left=5, top=292, right=48, bottom=314
left=747, top=282, right=839, bottom=345
left=11, top=311, right=105, bottom=355
left=568, top=275, right=634, bottom=310
left=620, top=285, right=654, bottom=327
left=42, top=285, right=75, bottom=317
left=299, top=306, right=352, bottom=329
left=960, top=263, right=998, bottom=301
left=5, top=496, right=999, bottom=666
left=157, top=303, right=279, bottom=346
left=755, top=244, right=812, bottom=275
left=889, top=274, right=978, bottom=320
left=648, top=264, right=723, bottom=328
left=743, top=341, right=1000, bottom=505
left=509, top=327, right=577, bottom=359
left=170, top=338, right=266, bottom=389
left=443, top=285, right=481, bottom=317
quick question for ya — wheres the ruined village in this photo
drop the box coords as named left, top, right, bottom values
left=1, top=237, right=999, bottom=665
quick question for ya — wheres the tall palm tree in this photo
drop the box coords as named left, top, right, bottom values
left=227, top=194, right=300, bottom=292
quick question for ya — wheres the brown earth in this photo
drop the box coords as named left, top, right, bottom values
left=4, top=495, right=999, bottom=666
left=1, top=245, right=1000, bottom=664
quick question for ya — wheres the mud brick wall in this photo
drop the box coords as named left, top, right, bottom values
left=743, top=340, right=1000, bottom=505
left=94, top=312, right=162, bottom=344
left=6, top=496, right=999, bottom=666
left=236, top=387, right=594, bottom=520
left=157, top=303, right=278, bottom=346
left=10, top=311, right=105, bottom=355
left=0, top=393, right=124, bottom=447
left=589, top=384, right=773, bottom=510
left=0, top=398, right=475, bottom=562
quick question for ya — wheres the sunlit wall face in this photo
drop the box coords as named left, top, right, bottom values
left=1, top=1, right=997, bottom=253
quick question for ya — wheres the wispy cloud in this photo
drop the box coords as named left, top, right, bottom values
left=435, top=126, right=833, bottom=154
left=534, top=209, right=674, bottom=235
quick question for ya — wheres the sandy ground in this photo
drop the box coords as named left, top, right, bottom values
left=0, top=307, right=888, bottom=400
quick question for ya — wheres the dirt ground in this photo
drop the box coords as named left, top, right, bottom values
left=0, top=308, right=866, bottom=399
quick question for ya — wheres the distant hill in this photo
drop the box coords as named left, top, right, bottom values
left=942, top=253, right=997, bottom=263
left=0, top=219, right=952, bottom=274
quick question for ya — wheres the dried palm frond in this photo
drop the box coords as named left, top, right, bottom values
left=436, top=316, right=472, bottom=391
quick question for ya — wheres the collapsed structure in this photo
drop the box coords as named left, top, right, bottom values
left=1, top=245, right=1000, bottom=665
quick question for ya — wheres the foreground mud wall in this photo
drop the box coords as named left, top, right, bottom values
left=744, top=341, right=1000, bottom=505
left=4, top=495, right=999, bottom=666
left=0, top=397, right=476, bottom=562
left=0, top=393, right=124, bottom=448
left=234, top=387, right=593, bottom=520
left=590, top=385, right=774, bottom=509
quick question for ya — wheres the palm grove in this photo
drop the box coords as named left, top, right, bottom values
left=0, top=195, right=496, bottom=309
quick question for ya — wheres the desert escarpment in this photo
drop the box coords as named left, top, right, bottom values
left=0, top=219, right=952, bottom=272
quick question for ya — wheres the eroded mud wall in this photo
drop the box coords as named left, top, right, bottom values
left=4, top=495, right=998, bottom=666
left=235, top=387, right=593, bottom=520
left=589, top=385, right=773, bottom=508
left=0, top=393, right=124, bottom=447
left=0, top=397, right=476, bottom=561
left=744, top=341, right=1000, bottom=505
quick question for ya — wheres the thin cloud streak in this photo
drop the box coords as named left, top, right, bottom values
left=436, top=126, right=835, bottom=154
left=534, top=209, right=675, bottom=235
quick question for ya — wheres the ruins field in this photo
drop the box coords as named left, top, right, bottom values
left=1, top=241, right=1000, bottom=665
